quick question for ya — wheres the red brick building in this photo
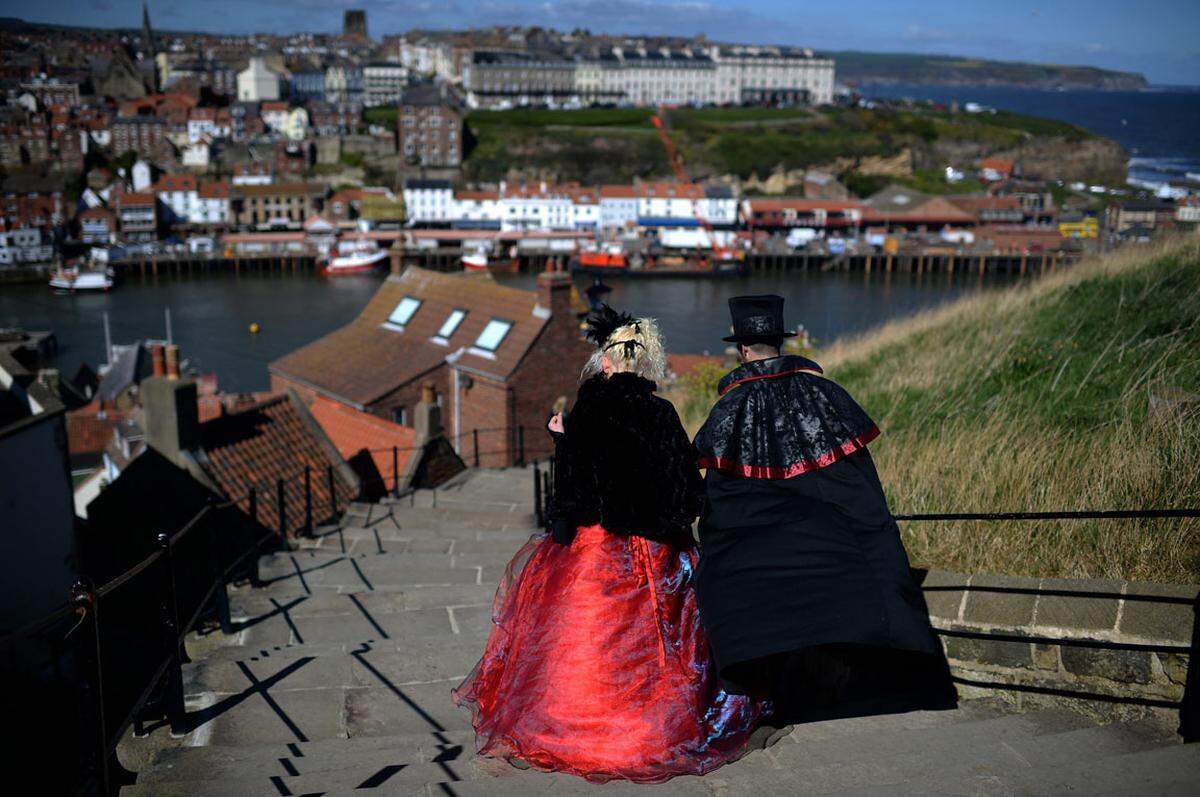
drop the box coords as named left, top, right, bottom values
left=397, top=85, right=463, bottom=168
left=270, top=264, right=591, bottom=467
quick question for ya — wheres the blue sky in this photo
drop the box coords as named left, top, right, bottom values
left=5, top=0, right=1198, bottom=84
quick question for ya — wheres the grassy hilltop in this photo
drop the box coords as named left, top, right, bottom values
left=828, top=51, right=1149, bottom=90
left=677, top=239, right=1200, bottom=583
left=455, top=105, right=1124, bottom=189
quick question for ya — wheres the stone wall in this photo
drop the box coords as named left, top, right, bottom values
left=918, top=569, right=1196, bottom=731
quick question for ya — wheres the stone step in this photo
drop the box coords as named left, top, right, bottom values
left=176, top=679, right=474, bottom=748
left=227, top=584, right=500, bottom=618
left=135, top=729, right=480, bottom=786
left=303, top=525, right=537, bottom=546
left=223, top=601, right=491, bottom=649
left=253, top=556, right=497, bottom=592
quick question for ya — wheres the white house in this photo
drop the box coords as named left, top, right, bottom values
left=260, top=102, right=290, bottom=133
left=182, top=140, right=211, bottom=170
left=499, top=182, right=575, bottom=231
left=599, top=185, right=638, bottom=230
left=187, top=108, right=217, bottom=143
left=131, top=159, right=153, bottom=192
left=283, top=107, right=309, bottom=141
left=0, top=227, right=53, bottom=264
left=403, top=179, right=454, bottom=224
left=567, top=186, right=600, bottom=230
left=152, top=174, right=200, bottom=225
left=636, top=182, right=704, bottom=225
left=237, top=57, right=281, bottom=102
left=453, top=189, right=503, bottom=227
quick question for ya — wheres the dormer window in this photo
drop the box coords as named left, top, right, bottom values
left=473, top=319, right=512, bottom=353
left=384, top=296, right=421, bottom=331
left=436, top=309, right=466, bottom=339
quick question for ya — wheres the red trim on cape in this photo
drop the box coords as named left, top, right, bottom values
left=719, top=366, right=825, bottom=397
left=698, top=425, right=880, bottom=479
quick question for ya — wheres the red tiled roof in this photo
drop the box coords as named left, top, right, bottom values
left=637, top=182, right=703, bottom=200
left=115, top=192, right=155, bottom=207
left=198, top=181, right=230, bottom=199
left=309, top=396, right=417, bottom=490
left=198, top=392, right=357, bottom=534
left=260, top=101, right=289, bottom=112
left=153, top=174, right=197, bottom=193
left=455, top=189, right=499, bottom=201
left=66, top=400, right=126, bottom=456
left=747, top=198, right=864, bottom=213
left=197, top=391, right=275, bottom=422
left=979, top=158, right=1015, bottom=173
left=270, top=267, right=550, bottom=406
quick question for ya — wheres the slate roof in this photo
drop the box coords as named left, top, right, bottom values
left=269, top=267, right=548, bottom=407
left=197, top=392, right=357, bottom=534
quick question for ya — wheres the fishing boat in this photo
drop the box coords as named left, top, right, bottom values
left=49, top=267, right=115, bottom=292
left=323, top=239, right=387, bottom=275
left=462, top=247, right=489, bottom=271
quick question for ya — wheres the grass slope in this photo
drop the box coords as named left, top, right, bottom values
left=461, top=105, right=1098, bottom=185
left=819, top=238, right=1200, bottom=583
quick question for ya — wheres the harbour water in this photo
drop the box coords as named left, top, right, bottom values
left=860, top=83, right=1200, bottom=188
left=0, top=269, right=1017, bottom=391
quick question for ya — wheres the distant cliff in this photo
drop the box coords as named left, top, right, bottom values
left=830, top=51, right=1149, bottom=90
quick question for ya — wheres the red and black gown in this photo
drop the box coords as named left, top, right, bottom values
left=452, top=373, right=768, bottom=783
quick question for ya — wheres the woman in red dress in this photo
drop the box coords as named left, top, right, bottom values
left=452, top=307, right=768, bottom=783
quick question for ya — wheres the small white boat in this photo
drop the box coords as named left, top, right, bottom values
left=462, top=247, right=489, bottom=271
left=323, top=239, right=387, bottom=275
left=49, top=268, right=114, bottom=292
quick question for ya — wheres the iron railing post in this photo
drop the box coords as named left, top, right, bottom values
left=533, top=461, right=543, bottom=528
left=70, top=578, right=109, bottom=795
left=156, top=532, right=187, bottom=736
left=327, top=464, right=337, bottom=517
left=207, top=509, right=233, bottom=634
left=304, top=466, right=313, bottom=535
left=473, top=428, right=480, bottom=467
left=392, top=446, right=400, bottom=497
left=276, top=478, right=287, bottom=550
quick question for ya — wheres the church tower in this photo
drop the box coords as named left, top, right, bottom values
left=140, top=2, right=159, bottom=90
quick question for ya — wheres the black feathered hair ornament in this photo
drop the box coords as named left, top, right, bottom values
left=584, top=304, right=637, bottom=348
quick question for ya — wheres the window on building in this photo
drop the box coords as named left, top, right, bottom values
left=392, top=406, right=407, bottom=425
left=386, top=295, right=422, bottom=328
left=474, top=318, right=513, bottom=352
left=436, top=309, right=466, bottom=339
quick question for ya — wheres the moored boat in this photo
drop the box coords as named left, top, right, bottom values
left=462, top=247, right=489, bottom=271
left=49, top=267, right=115, bottom=292
left=322, top=239, right=387, bottom=275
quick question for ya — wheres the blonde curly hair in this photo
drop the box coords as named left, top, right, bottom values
left=582, top=316, right=668, bottom=383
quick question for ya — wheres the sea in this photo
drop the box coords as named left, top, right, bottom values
left=3, top=84, right=1197, bottom=392
left=859, top=83, right=1200, bottom=189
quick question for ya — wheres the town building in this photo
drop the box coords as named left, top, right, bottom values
left=403, top=178, right=454, bottom=224
left=325, top=64, right=364, bottom=105
left=109, top=115, right=167, bottom=158
left=599, top=184, right=638, bottom=230
left=0, top=339, right=76, bottom=631
left=463, top=51, right=576, bottom=110
left=0, top=226, right=53, bottom=264
left=113, top=190, right=158, bottom=241
left=363, top=62, right=409, bottom=107
left=398, top=85, right=463, bottom=168
left=229, top=182, right=327, bottom=228
left=237, top=57, right=282, bottom=102
left=77, top=206, right=118, bottom=244
left=270, top=265, right=591, bottom=467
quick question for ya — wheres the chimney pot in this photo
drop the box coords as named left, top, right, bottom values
left=151, top=343, right=166, bottom=377
left=165, top=344, right=180, bottom=379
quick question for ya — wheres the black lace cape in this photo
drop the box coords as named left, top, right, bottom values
left=549, top=373, right=703, bottom=547
left=693, top=355, right=879, bottom=479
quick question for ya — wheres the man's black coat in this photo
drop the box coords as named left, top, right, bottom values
left=693, top=355, right=939, bottom=688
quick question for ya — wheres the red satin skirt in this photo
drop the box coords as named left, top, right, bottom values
left=452, top=524, right=769, bottom=783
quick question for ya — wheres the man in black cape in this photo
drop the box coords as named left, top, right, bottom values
left=693, top=295, right=942, bottom=719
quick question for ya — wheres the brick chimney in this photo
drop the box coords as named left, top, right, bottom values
left=151, top=343, right=165, bottom=377
left=165, top=344, right=181, bottom=378
left=142, top=346, right=199, bottom=468
left=414, top=380, right=443, bottom=440
left=536, top=259, right=573, bottom=319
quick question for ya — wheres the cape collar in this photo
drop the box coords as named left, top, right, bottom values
left=579, top=371, right=659, bottom=400
left=717, top=355, right=824, bottom=397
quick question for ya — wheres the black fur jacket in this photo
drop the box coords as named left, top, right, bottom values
left=548, top=373, right=704, bottom=547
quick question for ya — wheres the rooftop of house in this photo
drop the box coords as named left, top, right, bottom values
left=269, top=266, right=552, bottom=407
left=197, top=391, right=358, bottom=532
left=309, top=395, right=417, bottom=490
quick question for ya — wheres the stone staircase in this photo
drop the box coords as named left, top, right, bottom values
left=119, top=468, right=1199, bottom=796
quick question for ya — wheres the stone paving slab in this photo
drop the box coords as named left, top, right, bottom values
left=229, top=584, right=499, bottom=615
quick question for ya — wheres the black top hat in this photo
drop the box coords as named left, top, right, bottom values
left=722, top=294, right=797, bottom=343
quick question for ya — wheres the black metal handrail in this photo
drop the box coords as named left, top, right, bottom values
left=1, top=467, right=349, bottom=797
